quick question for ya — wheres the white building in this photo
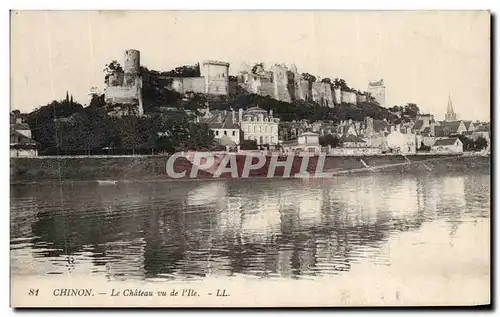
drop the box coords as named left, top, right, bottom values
left=239, top=106, right=280, bottom=146
left=431, top=137, right=463, bottom=154
left=281, top=131, right=322, bottom=155
left=202, top=110, right=240, bottom=149
left=10, top=118, right=38, bottom=157
left=386, top=130, right=417, bottom=154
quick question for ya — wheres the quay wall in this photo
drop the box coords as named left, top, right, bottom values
left=10, top=154, right=490, bottom=184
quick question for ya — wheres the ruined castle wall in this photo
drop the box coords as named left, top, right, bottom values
left=333, top=88, right=342, bottom=105
left=238, top=74, right=276, bottom=98
left=341, top=91, right=357, bottom=104
left=105, top=86, right=140, bottom=105
left=167, top=77, right=206, bottom=94
left=259, top=81, right=275, bottom=98
left=357, top=94, right=367, bottom=103
left=301, top=81, right=311, bottom=101
left=271, top=65, right=291, bottom=102
left=312, top=82, right=334, bottom=107
left=108, top=72, right=124, bottom=87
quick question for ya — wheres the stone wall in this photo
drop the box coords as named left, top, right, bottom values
left=341, top=91, right=357, bottom=104
left=271, top=64, right=291, bottom=102
left=333, top=88, right=341, bottom=105
left=259, top=82, right=275, bottom=98
left=357, top=94, right=367, bottom=103
left=311, top=82, right=334, bottom=107
left=169, top=77, right=206, bottom=94
left=329, top=147, right=382, bottom=156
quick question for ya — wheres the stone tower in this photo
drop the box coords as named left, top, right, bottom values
left=367, top=79, right=386, bottom=107
left=445, top=94, right=457, bottom=121
left=270, top=64, right=291, bottom=103
left=124, top=49, right=140, bottom=74
left=104, top=49, right=143, bottom=116
left=201, top=60, right=230, bottom=95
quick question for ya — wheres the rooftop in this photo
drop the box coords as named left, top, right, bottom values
left=433, top=138, right=460, bottom=146
left=341, top=134, right=366, bottom=143
left=203, top=60, right=230, bottom=67
left=202, top=110, right=239, bottom=129
left=368, top=79, right=385, bottom=87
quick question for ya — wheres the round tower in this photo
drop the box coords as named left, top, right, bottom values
left=124, top=49, right=140, bottom=74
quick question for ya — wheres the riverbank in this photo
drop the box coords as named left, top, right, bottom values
left=10, top=154, right=490, bottom=184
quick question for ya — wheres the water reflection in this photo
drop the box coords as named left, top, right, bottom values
left=10, top=172, right=490, bottom=281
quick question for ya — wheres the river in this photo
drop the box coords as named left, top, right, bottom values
left=10, top=172, right=490, bottom=306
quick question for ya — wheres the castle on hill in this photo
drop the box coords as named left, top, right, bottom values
left=104, top=49, right=387, bottom=115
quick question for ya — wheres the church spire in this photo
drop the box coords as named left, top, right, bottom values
left=445, top=93, right=457, bottom=121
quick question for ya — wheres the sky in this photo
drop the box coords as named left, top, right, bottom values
left=10, top=10, right=491, bottom=121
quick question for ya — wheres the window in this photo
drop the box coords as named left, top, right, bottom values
left=232, top=131, right=236, bottom=136
left=224, top=130, right=227, bottom=135
left=215, top=131, right=219, bottom=136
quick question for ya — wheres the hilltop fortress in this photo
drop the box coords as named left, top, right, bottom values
left=104, top=49, right=386, bottom=113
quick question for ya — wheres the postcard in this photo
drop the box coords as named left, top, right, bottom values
left=10, top=10, right=491, bottom=307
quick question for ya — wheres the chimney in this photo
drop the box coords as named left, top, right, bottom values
left=348, top=118, right=352, bottom=125
left=238, top=108, right=243, bottom=123
left=270, top=109, right=273, bottom=117
left=232, top=110, right=236, bottom=123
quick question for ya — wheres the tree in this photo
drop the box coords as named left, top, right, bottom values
left=240, top=139, right=258, bottom=150
left=457, top=135, right=475, bottom=152
left=88, top=93, right=106, bottom=108
left=319, top=134, right=340, bottom=148
left=321, top=78, right=332, bottom=84
left=163, top=64, right=201, bottom=78
left=251, top=63, right=264, bottom=75
left=103, top=60, right=123, bottom=84
left=403, top=103, right=420, bottom=118
left=301, top=73, right=317, bottom=83
left=418, top=142, right=431, bottom=152
left=103, top=60, right=123, bottom=74
left=474, top=136, right=488, bottom=151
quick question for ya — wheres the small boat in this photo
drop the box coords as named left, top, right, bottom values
left=96, top=180, right=118, bottom=185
